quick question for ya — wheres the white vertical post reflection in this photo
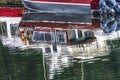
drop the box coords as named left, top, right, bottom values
left=6, top=22, right=12, bottom=38
left=42, top=51, right=47, bottom=80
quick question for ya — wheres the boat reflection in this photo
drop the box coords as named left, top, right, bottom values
left=1, top=12, right=119, bottom=80
left=0, top=12, right=118, bottom=58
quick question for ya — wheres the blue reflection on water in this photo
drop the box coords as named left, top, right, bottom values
left=100, top=14, right=120, bottom=33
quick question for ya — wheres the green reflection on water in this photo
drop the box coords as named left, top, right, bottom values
left=0, top=40, right=44, bottom=80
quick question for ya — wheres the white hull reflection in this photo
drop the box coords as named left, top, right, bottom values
left=75, top=56, right=94, bottom=59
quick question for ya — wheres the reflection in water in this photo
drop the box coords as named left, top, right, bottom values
left=100, top=14, right=120, bottom=33
left=99, top=0, right=120, bottom=14
left=1, top=9, right=120, bottom=80
left=0, top=40, right=44, bottom=80
left=1, top=38, right=120, bottom=80
left=44, top=53, right=73, bottom=80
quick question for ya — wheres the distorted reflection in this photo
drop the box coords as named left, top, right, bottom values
left=43, top=52, right=73, bottom=80
left=100, top=14, right=120, bottom=33
left=1, top=12, right=120, bottom=59
left=1, top=9, right=120, bottom=80
left=99, top=0, right=120, bottom=14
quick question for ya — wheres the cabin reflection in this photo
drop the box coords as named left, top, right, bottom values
left=18, top=26, right=110, bottom=59
left=0, top=12, right=116, bottom=59
left=1, top=9, right=120, bottom=60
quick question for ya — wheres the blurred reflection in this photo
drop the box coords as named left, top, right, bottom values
left=0, top=12, right=113, bottom=59
left=1, top=15, right=120, bottom=80
left=100, top=14, right=120, bottom=33
left=99, top=0, right=120, bottom=14
left=1, top=38, right=120, bottom=80
left=43, top=52, right=73, bottom=80
left=1, top=1, right=120, bottom=79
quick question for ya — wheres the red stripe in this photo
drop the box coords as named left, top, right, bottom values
left=19, top=21, right=98, bottom=29
left=30, top=0, right=91, bottom=4
left=0, top=7, right=23, bottom=17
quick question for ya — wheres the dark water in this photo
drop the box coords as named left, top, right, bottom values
left=0, top=41, right=44, bottom=80
left=1, top=38, right=120, bottom=80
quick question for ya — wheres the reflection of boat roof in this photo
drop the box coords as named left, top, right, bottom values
left=22, top=12, right=91, bottom=23
left=20, top=12, right=100, bottom=29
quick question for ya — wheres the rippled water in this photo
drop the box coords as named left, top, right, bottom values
left=1, top=38, right=120, bottom=80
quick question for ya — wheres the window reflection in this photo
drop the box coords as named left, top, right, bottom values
left=84, top=31, right=94, bottom=38
left=32, top=31, right=53, bottom=43
left=78, top=29, right=82, bottom=38
left=56, top=32, right=66, bottom=44
left=45, top=33, right=52, bottom=42
left=68, top=30, right=76, bottom=40
left=33, top=32, right=44, bottom=42
left=32, top=31, right=66, bottom=44
left=45, top=47, right=51, bottom=53
left=0, top=22, right=7, bottom=36
left=10, top=24, right=19, bottom=36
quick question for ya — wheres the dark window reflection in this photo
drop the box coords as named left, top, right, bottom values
left=10, top=24, right=19, bottom=36
left=78, top=29, right=82, bottom=38
left=45, top=33, right=52, bottom=42
left=33, top=32, right=53, bottom=42
left=45, top=47, right=51, bottom=53
left=56, top=32, right=66, bottom=43
left=33, top=32, right=44, bottom=42
left=0, top=22, right=7, bottom=36
left=53, top=44, right=57, bottom=52
left=85, top=31, right=93, bottom=38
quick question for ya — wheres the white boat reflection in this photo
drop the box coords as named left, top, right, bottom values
left=0, top=18, right=112, bottom=80
left=0, top=20, right=113, bottom=56
left=43, top=51, right=73, bottom=80
left=0, top=7, right=118, bottom=73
